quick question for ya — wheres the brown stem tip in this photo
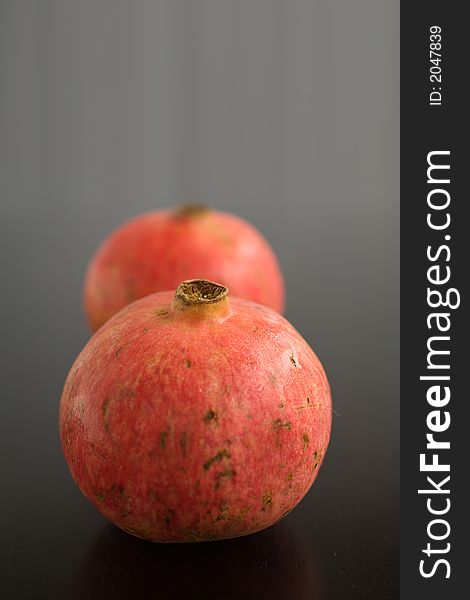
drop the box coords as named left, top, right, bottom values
left=174, top=203, right=211, bottom=218
left=175, top=280, right=228, bottom=306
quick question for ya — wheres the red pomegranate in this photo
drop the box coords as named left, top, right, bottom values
left=60, top=280, right=331, bottom=542
left=84, top=205, right=285, bottom=331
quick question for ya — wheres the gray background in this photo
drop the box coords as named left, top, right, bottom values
left=1, top=1, right=399, bottom=598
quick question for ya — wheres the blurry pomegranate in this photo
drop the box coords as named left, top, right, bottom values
left=84, top=205, right=284, bottom=330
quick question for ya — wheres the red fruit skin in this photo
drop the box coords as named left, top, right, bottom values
left=60, top=288, right=331, bottom=543
left=84, top=208, right=285, bottom=331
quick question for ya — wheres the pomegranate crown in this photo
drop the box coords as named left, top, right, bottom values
left=174, top=279, right=229, bottom=307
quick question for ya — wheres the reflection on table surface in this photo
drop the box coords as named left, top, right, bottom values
left=74, top=519, right=321, bottom=600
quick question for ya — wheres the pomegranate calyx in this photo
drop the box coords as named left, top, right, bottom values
left=173, top=279, right=230, bottom=317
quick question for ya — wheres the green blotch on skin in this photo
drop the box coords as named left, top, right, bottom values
left=262, top=491, right=273, bottom=507
left=160, top=431, right=168, bottom=449
left=238, top=507, right=250, bottom=519
left=215, top=469, right=236, bottom=489
left=102, top=398, right=111, bottom=432
left=203, top=409, right=218, bottom=424
left=109, top=484, right=127, bottom=504
left=94, top=492, right=105, bottom=502
left=303, top=433, right=310, bottom=448
left=215, top=505, right=230, bottom=522
left=180, top=432, right=189, bottom=455
left=286, top=472, right=293, bottom=482
left=203, top=449, right=230, bottom=471
left=219, top=234, right=233, bottom=246
left=164, top=508, right=175, bottom=527
left=313, top=449, right=322, bottom=471
left=289, top=351, right=299, bottom=368
left=272, top=419, right=292, bottom=430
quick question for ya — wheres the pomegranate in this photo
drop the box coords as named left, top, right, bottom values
left=84, top=205, right=285, bottom=331
left=60, top=280, right=331, bottom=542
